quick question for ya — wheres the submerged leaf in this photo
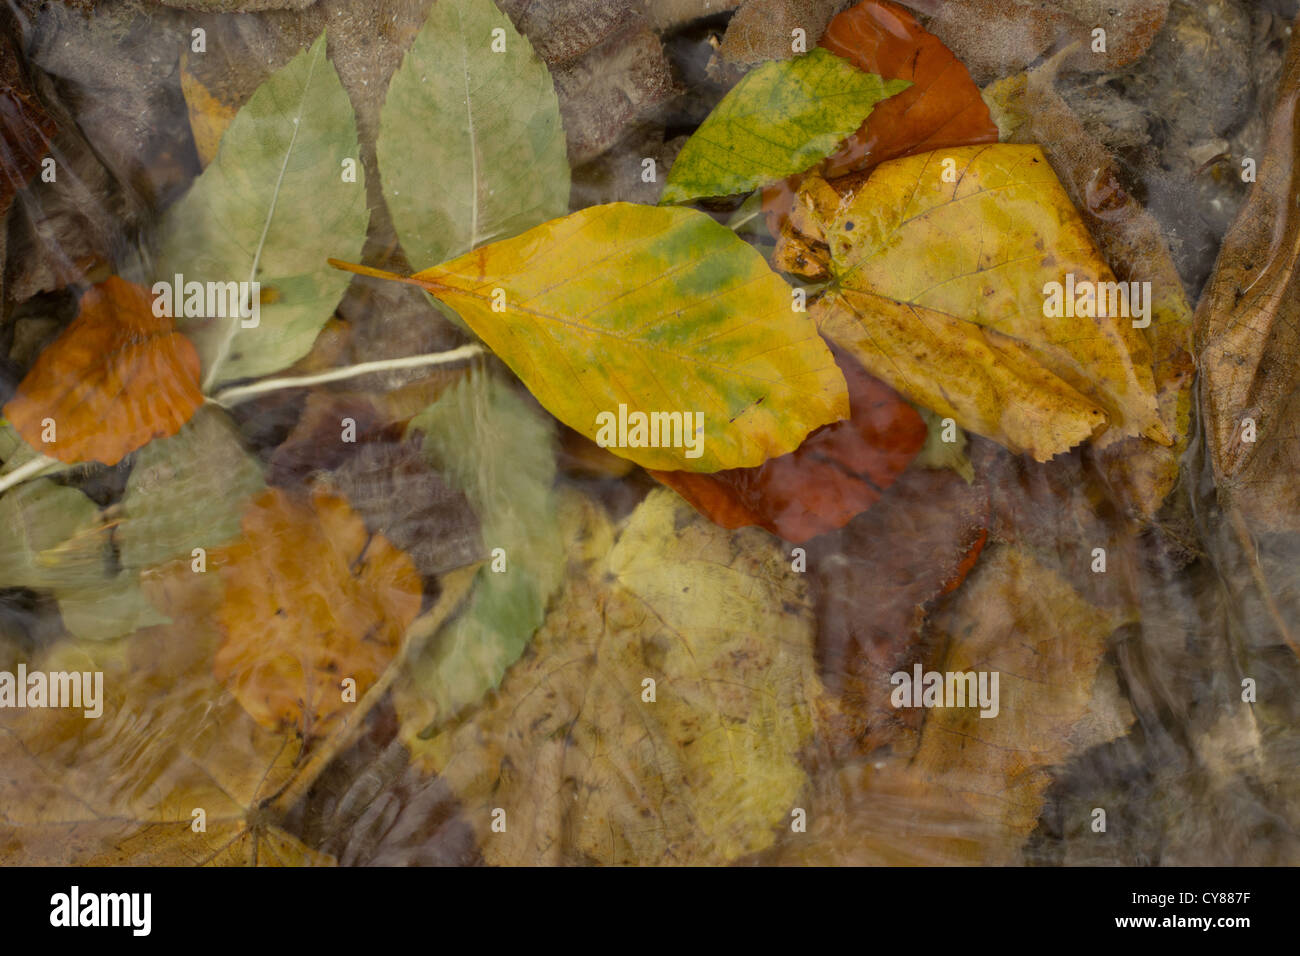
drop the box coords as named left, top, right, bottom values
left=403, top=489, right=823, bottom=865
left=2, top=276, right=202, bottom=466
left=158, top=32, right=369, bottom=389
left=402, top=373, right=562, bottom=727
left=378, top=0, right=570, bottom=266
left=662, top=48, right=909, bottom=204
left=212, top=486, right=422, bottom=741
left=811, top=145, right=1166, bottom=461
left=333, top=202, right=849, bottom=472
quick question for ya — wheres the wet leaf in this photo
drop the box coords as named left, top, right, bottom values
left=2, top=276, right=203, bottom=466
left=402, top=373, right=562, bottom=728
left=377, top=0, right=569, bottom=267
left=662, top=48, right=909, bottom=204
left=1197, top=29, right=1300, bottom=533
left=157, top=32, right=369, bottom=389
left=179, top=49, right=237, bottom=169
left=651, top=347, right=925, bottom=542
left=0, top=479, right=103, bottom=591
left=333, top=203, right=850, bottom=472
left=985, top=67, right=1193, bottom=517
left=211, top=486, right=422, bottom=741
left=117, top=405, right=266, bottom=571
left=810, top=145, right=1166, bottom=461
left=402, top=488, right=823, bottom=864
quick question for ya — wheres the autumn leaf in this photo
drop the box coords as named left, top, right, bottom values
left=0, top=566, right=476, bottom=865
left=377, top=0, right=570, bottom=267
left=211, top=486, right=422, bottom=741
left=2, top=276, right=202, bottom=466
left=332, top=202, right=850, bottom=472
left=179, top=49, right=236, bottom=169
left=402, top=372, right=563, bottom=728
left=651, top=346, right=925, bottom=542
left=116, top=405, right=266, bottom=571
left=985, top=66, right=1193, bottom=517
left=400, top=488, right=824, bottom=865
left=809, top=145, right=1167, bottom=461
left=662, top=48, right=909, bottom=204
left=762, top=0, right=999, bottom=231
left=157, top=32, right=369, bottom=390
left=767, top=545, right=1132, bottom=864
left=1197, top=26, right=1300, bottom=534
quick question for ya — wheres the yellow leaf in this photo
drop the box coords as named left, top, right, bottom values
left=331, top=202, right=849, bottom=472
left=400, top=489, right=824, bottom=864
left=811, top=144, right=1167, bottom=461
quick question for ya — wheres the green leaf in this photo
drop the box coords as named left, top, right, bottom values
left=377, top=0, right=570, bottom=267
left=157, top=31, right=369, bottom=390
left=56, top=579, right=169, bottom=643
left=341, top=202, right=850, bottom=472
left=0, top=479, right=103, bottom=591
left=403, top=372, right=563, bottom=728
left=914, top=406, right=974, bottom=483
left=117, top=406, right=266, bottom=571
left=661, top=48, right=909, bottom=204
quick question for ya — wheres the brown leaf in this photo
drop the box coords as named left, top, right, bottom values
left=1197, top=12, right=1300, bottom=534
left=212, top=486, right=423, bottom=741
left=3, top=276, right=203, bottom=465
left=651, top=348, right=926, bottom=543
left=763, top=0, right=998, bottom=234
left=0, top=20, right=57, bottom=219
left=807, top=465, right=988, bottom=752
left=717, top=0, right=841, bottom=67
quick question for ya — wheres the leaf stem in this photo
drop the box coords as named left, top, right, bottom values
left=0, top=454, right=62, bottom=496
left=207, top=344, right=486, bottom=407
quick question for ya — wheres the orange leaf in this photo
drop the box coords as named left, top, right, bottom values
left=2, top=276, right=202, bottom=465
left=651, top=348, right=926, bottom=543
left=212, top=486, right=423, bottom=741
left=761, top=0, right=998, bottom=231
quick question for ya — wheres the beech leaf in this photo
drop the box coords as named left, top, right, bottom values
left=662, top=48, right=909, bottom=204
left=377, top=0, right=570, bottom=267
left=157, top=32, right=369, bottom=390
left=401, top=489, right=824, bottom=865
left=2, top=276, right=202, bottom=466
left=332, top=202, right=850, bottom=472
left=809, top=145, right=1166, bottom=461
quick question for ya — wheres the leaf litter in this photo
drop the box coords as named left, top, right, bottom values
left=0, top=0, right=1297, bottom=869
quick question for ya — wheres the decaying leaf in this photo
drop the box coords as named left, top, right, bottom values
left=0, top=564, right=477, bottom=865
left=2, top=276, right=202, bottom=466
left=117, top=404, right=266, bottom=571
left=1197, top=24, right=1300, bottom=533
left=377, top=0, right=570, bottom=267
left=716, top=0, right=841, bottom=67
left=768, top=544, right=1131, bottom=864
left=333, top=203, right=850, bottom=473
left=212, top=486, right=422, bottom=741
left=402, top=489, right=824, bottom=865
left=402, top=373, right=563, bottom=728
left=984, top=66, right=1193, bottom=517
left=157, top=32, right=369, bottom=389
left=651, top=347, right=926, bottom=542
left=0, top=21, right=57, bottom=219
left=809, top=144, right=1166, bottom=461
left=662, top=48, right=909, bottom=204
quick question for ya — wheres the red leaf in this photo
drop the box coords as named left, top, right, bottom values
left=762, top=0, right=999, bottom=231
left=651, top=348, right=926, bottom=543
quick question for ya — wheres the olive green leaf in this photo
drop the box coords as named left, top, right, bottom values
left=402, top=372, right=563, bottom=729
left=377, top=0, right=570, bottom=267
left=117, top=406, right=266, bottom=571
left=157, top=32, right=369, bottom=390
left=662, top=48, right=909, bottom=204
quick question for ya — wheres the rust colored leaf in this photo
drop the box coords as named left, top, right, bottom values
left=212, top=486, right=423, bottom=742
left=762, top=0, right=998, bottom=232
left=651, top=348, right=926, bottom=543
left=2, top=276, right=202, bottom=465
